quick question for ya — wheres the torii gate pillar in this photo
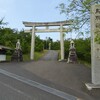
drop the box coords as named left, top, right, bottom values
left=30, top=26, right=35, bottom=60
left=30, top=24, right=65, bottom=60
left=60, top=25, right=64, bottom=60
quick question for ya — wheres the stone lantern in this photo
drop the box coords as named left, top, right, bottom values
left=67, top=40, right=77, bottom=63
left=11, top=39, right=23, bottom=62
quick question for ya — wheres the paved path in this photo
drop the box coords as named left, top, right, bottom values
left=39, top=50, right=58, bottom=61
left=23, top=50, right=100, bottom=100
left=0, top=50, right=100, bottom=100
left=0, top=68, right=77, bottom=100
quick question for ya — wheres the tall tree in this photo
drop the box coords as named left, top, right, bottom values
left=35, top=35, right=44, bottom=52
left=0, top=28, right=18, bottom=47
left=18, top=30, right=31, bottom=54
left=57, top=0, right=100, bottom=36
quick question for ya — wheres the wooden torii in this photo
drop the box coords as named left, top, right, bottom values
left=23, top=20, right=73, bottom=60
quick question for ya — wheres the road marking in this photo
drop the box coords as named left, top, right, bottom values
left=0, top=81, right=33, bottom=100
left=0, top=69, right=78, bottom=100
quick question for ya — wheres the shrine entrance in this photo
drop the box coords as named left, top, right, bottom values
left=23, top=4, right=100, bottom=89
left=23, top=20, right=73, bottom=60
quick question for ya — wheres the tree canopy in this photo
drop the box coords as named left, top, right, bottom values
left=57, top=0, right=100, bottom=36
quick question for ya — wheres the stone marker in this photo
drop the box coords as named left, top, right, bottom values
left=86, top=4, right=100, bottom=90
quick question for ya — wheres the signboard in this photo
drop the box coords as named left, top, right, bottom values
left=0, top=55, right=6, bottom=61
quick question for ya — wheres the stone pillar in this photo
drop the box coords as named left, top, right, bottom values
left=60, top=24, right=64, bottom=60
left=86, top=4, right=100, bottom=90
left=91, top=5, right=100, bottom=84
left=30, top=26, right=35, bottom=60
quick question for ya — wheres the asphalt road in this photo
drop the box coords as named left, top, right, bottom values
left=39, top=50, right=58, bottom=60
left=0, top=62, right=78, bottom=100
left=0, top=50, right=99, bottom=100
left=0, top=73, right=66, bottom=100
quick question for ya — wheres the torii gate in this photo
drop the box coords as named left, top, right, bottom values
left=23, top=20, right=73, bottom=60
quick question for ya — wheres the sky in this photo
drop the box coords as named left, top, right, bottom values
left=0, top=0, right=75, bottom=41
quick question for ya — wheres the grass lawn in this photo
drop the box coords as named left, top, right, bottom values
left=78, top=59, right=91, bottom=68
left=7, top=50, right=48, bottom=61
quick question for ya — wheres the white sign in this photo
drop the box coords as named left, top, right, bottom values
left=0, top=55, right=6, bottom=61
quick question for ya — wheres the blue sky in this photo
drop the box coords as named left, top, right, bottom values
left=0, top=0, right=74, bottom=41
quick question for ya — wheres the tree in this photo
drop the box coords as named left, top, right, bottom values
left=57, top=0, right=100, bottom=36
left=35, top=36, right=44, bottom=52
left=0, top=18, right=7, bottom=28
left=0, top=28, right=18, bottom=47
left=18, top=30, right=31, bottom=54
left=43, top=37, right=53, bottom=50
left=52, top=40, right=60, bottom=50
left=74, top=38, right=91, bottom=63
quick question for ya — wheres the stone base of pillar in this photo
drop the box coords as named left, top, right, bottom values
left=58, top=59, right=67, bottom=62
left=85, top=83, right=100, bottom=90
left=11, top=49, right=23, bottom=62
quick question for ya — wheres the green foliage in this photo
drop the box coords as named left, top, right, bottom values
left=95, top=29, right=100, bottom=44
left=0, top=28, right=18, bottom=48
left=51, top=41, right=60, bottom=50
left=0, top=17, right=7, bottom=27
left=57, top=0, right=100, bottom=35
left=43, top=37, right=53, bottom=50
left=23, top=50, right=48, bottom=61
left=51, top=39, right=91, bottom=63
left=7, top=51, right=47, bottom=61
left=0, top=18, right=91, bottom=63
left=18, top=30, right=31, bottom=54
left=64, top=38, right=91, bottom=63
left=64, top=40, right=70, bottom=59
left=35, top=36, right=43, bottom=52
left=74, top=38, right=91, bottom=63
left=0, top=27, right=44, bottom=54
left=34, top=51, right=46, bottom=61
